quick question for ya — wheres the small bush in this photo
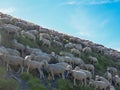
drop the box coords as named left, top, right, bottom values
left=78, top=84, right=93, bottom=90
left=56, top=79, right=74, bottom=90
left=0, top=67, right=7, bottom=77
left=0, top=78, right=19, bottom=90
left=28, top=77, right=47, bottom=90
left=20, top=72, right=33, bottom=81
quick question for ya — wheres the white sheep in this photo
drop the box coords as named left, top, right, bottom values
left=12, top=39, right=25, bottom=56
left=39, top=37, right=51, bottom=48
left=74, top=44, right=83, bottom=51
left=72, top=57, right=85, bottom=66
left=113, top=75, right=120, bottom=86
left=2, top=24, right=21, bottom=36
left=31, top=53, right=51, bottom=62
left=0, top=17, right=11, bottom=24
left=89, top=80, right=109, bottom=90
left=28, top=30, right=39, bottom=36
left=107, top=67, right=118, bottom=76
left=81, top=64, right=95, bottom=75
left=44, top=61, right=66, bottom=80
left=39, top=33, right=51, bottom=40
left=71, top=48, right=81, bottom=56
left=95, top=75, right=110, bottom=89
left=55, top=55, right=65, bottom=63
left=25, top=55, right=45, bottom=78
left=64, top=42, right=75, bottom=49
left=88, top=56, right=98, bottom=64
left=110, top=85, right=116, bottom=90
left=104, top=70, right=112, bottom=83
left=64, top=56, right=73, bottom=65
left=70, top=69, right=87, bottom=86
left=21, top=30, right=36, bottom=41
left=6, top=48, right=20, bottom=56
left=53, top=40, right=63, bottom=47
left=24, top=46, right=42, bottom=55
left=82, top=47, right=92, bottom=53
left=0, top=53, right=24, bottom=73
left=75, top=66, right=92, bottom=82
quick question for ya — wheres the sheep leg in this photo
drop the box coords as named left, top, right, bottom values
left=21, top=66, right=24, bottom=73
left=39, top=69, right=44, bottom=79
left=48, top=73, right=51, bottom=80
left=51, top=72, right=55, bottom=80
left=6, top=63, right=9, bottom=72
left=62, top=73, right=65, bottom=79
left=17, top=68, right=21, bottom=73
left=74, top=78, right=77, bottom=86
left=84, top=78, right=87, bottom=86
left=27, top=65, right=30, bottom=73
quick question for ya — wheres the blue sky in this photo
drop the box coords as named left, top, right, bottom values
left=0, top=0, right=120, bottom=51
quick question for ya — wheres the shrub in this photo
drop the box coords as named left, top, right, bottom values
left=0, top=67, right=7, bottom=77
left=28, top=77, right=47, bottom=90
left=20, top=72, right=33, bottom=81
left=56, top=79, right=74, bottom=90
left=0, top=78, right=19, bottom=90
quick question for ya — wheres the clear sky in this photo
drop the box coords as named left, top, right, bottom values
left=0, top=0, right=120, bottom=51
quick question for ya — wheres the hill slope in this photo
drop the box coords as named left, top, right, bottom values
left=0, top=12, right=120, bottom=90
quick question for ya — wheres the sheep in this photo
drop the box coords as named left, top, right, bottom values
left=56, top=62, right=69, bottom=69
left=72, top=57, right=85, bottom=66
left=107, top=67, right=118, bottom=76
left=75, top=66, right=92, bottom=82
left=0, top=17, right=11, bottom=24
left=31, top=53, right=51, bottom=62
left=0, top=46, right=9, bottom=55
left=88, top=56, right=98, bottom=64
left=39, top=33, right=51, bottom=40
left=67, top=66, right=87, bottom=86
left=112, top=75, right=120, bottom=86
left=71, top=48, right=81, bottom=56
left=89, top=80, right=109, bottom=90
left=24, top=55, right=45, bottom=78
left=104, top=70, right=112, bottom=83
left=110, top=85, right=116, bottom=90
left=65, top=42, right=75, bottom=49
left=24, top=46, right=42, bottom=55
left=53, top=40, right=63, bottom=47
left=74, top=44, right=83, bottom=51
left=95, top=75, right=110, bottom=89
left=64, top=56, right=73, bottom=65
left=12, top=39, right=25, bottom=56
left=39, top=36, right=51, bottom=48
left=81, top=64, right=95, bottom=75
left=27, top=30, right=39, bottom=36
left=0, top=53, right=24, bottom=73
left=55, top=55, right=65, bottom=63
left=2, top=24, right=21, bottom=36
left=6, top=48, right=20, bottom=56
left=44, top=61, right=67, bottom=80
left=82, top=47, right=92, bottom=53
left=21, top=30, right=36, bottom=41
left=53, top=36, right=60, bottom=41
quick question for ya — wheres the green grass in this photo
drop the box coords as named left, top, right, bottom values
left=28, top=77, right=47, bottom=90
left=0, top=67, right=19, bottom=90
left=0, top=78, right=19, bottom=90
left=20, top=72, right=33, bottom=81
left=17, top=35, right=39, bottom=48
left=0, top=67, right=7, bottom=77
left=0, top=29, right=14, bottom=48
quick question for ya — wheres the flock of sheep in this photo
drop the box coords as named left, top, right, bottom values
left=0, top=12, right=120, bottom=90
